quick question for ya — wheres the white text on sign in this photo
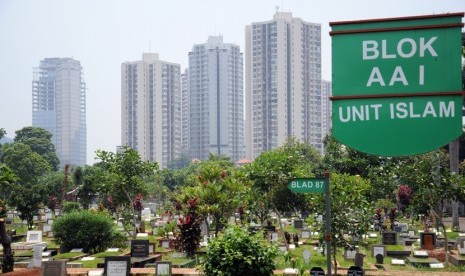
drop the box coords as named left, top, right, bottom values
left=362, top=37, right=437, bottom=87
left=338, top=101, right=454, bottom=122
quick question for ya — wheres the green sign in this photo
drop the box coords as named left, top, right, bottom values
left=330, top=13, right=464, bottom=156
left=288, top=178, right=326, bottom=194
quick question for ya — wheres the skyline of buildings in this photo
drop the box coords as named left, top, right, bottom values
left=27, top=12, right=331, bottom=167
left=121, top=53, right=182, bottom=169
left=32, top=57, right=87, bottom=167
left=245, top=12, right=324, bottom=159
left=187, top=36, right=245, bottom=162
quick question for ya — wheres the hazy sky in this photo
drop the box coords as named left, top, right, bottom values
left=0, top=0, right=463, bottom=165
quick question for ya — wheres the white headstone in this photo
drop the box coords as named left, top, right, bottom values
left=136, top=233, right=148, bottom=238
left=301, top=230, right=311, bottom=239
left=414, top=250, right=428, bottom=257
left=81, top=257, right=95, bottom=261
left=106, top=248, right=119, bottom=252
left=391, top=259, right=405, bottom=265
left=43, top=225, right=52, bottom=232
left=28, top=244, right=43, bottom=268
left=27, top=231, right=43, bottom=243
left=88, top=271, right=104, bottom=276
left=70, top=248, right=83, bottom=253
left=303, top=249, right=310, bottom=264
left=430, top=263, right=444, bottom=268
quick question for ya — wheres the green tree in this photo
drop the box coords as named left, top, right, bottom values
left=0, top=164, right=16, bottom=201
left=0, top=128, right=5, bottom=140
left=74, top=166, right=104, bottom=209
left=201, top=226, right=278, bottom=276
left=96, top=146, right=157, bottom=237
left=314, top=173, right=371, bottom=275
left=175, top=157, right=248, bottom=236
left=0, top=143, right=52, bottom=185
left=14, top=127, right=59, bottom=171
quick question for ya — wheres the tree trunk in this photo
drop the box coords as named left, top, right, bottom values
left=0, top=220, right=14, bottom=273
left=333, top=244, right=338, bottom=276
left=430, top=209, right=449, bottom=266
left=449, top=139, right=460, bottom=230
left=274, top=209, right=288, bottom=249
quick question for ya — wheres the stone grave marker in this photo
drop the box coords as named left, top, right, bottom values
left=301, top=229, right=311, bottom=239
left=413, top=250, right=428, bottom=258
left=131, top=239, right=149, bottom=257
left=47, top=219, right=54, bottom=225
left=43, top=224, right=52, bottom=233
left=398, top=223, right=408, bottom=232
left=82, top=257, right=96, bottom=261
left=88, top=271, right=104, bottom=276
left=420, top=232, right=436, bottom=250
left=27, top=231, right=43, bottom=243
left=136, top=233, right=148, bottom=238
left=45, top=213, right=52, bottom=221
left=347, top=265, right=364, bottom=276
left=303, top=249, right=310, bottom=264
left=269, top=232, right=279, bottom=242
left=104, top=256, right=130, bottom=276
left=408, top=230, right=415, bottom=237
left=430, top=263, right=444, bottom=269
left=310, top=267, right=325, bottom=276
left=149, top=242, right=156, bottom=254
left=368, top=233, right=378, bottom=238
left=28, top=244, right=43, bottom=268
left=70, top=248, right=84, bottom=253
left=394, top=226, right=402, bottom=233
left=4, top=218, right=13, bottom=228
left=294, top=219, right=303, bottom=229
left=47, top=231, right=54, bottom=238
left=106, top=248, right=119, bottom=252
left=354, top=253, right=365, bottom=268
left=344, top=248, right=358, bottom=260
left=382, top=232, right=397, bottom=245
left=375, top=254, right=384, bottom=264
left=278, top=244, right=287, bottom=252
left=40, top=260, right=66, bottom=276
left=391, top=259, right=405, bottom=266
left=156, top=261, right=172, bottom=276
left=150, top=219, right=157, bottom=228
left=7, top=212, right=14, bottom=219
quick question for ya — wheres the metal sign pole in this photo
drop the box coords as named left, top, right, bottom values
left=324, top=172, right=331, bottom=276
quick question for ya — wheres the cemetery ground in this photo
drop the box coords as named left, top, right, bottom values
left=2, top=211, right=465, bottom=275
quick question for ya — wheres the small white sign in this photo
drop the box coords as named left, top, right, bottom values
left=82, top=257, right=95, bottom=261
left=106, top=248, right=119, bottom=252
left=430, top=263, right=444, bottom=268
left=27, top=231, right=43, bottom=243
left=391, top=259, right=405, bottom=265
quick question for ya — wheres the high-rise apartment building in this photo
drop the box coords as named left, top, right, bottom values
left=321, top=80, right=332, bottom=139
left=245, top=12, right=323, bottom=159
left=121, top=53, right=181, bottom=168
left=32, top=57, right=87, bottom=167
left=188, top=36, right=244, bottom=162
left=181, top=69, right=189, bottom=155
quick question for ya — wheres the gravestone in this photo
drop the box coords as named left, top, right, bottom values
left=310, top=267, right=325, bottom=276
left=104, top=256, right=131, bottom=276
left=269, top=232, right=279, bottom=242
left=413, top=250, right=428, bottom=258
left=354, top=253, right=365, bottom=268
left=156, top=261, right=172, bottom=276
left=344, top=248, right=358, bottom=260
left=398, top=223, right=408, bottom=232
left=70, top=248, right=83, bottom=253
left=375, top=254, right=384, bottom=264
left=150, top=219, right=158, bottom=228
left=382, top=232, right=397, bottom=245
left=301, top=229, right=311, bottom=239
left=29, top=244, right=43, bottom=268
left=131, top=239, right=149, bottom=257
left=106, top=248, right=119, bottom=252
left=394, top=226, right=402, bottom=233
left=347, top=265, right=364, bottom=276
left=27, top=231, right=43, bottom=243
left=294, top=220, right=303, bottom=229
left=391, top=259, right=405, bottom=266
left=303, top=249, right=311, bottom=264
left=40, top=260, right=66, bottom=276
left=420, top=232, right=436, bottom=250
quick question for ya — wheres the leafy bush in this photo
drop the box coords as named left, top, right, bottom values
left=201, top=226, right=278, bottom=276
left=53, top=211, right=118, bottom=253
left=62, top=201, right=80, bottom=213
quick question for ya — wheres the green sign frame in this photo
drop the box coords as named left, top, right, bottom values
left=287, top=178, right=326, bottom=194
left=330, top=13, right=464, bottom=156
